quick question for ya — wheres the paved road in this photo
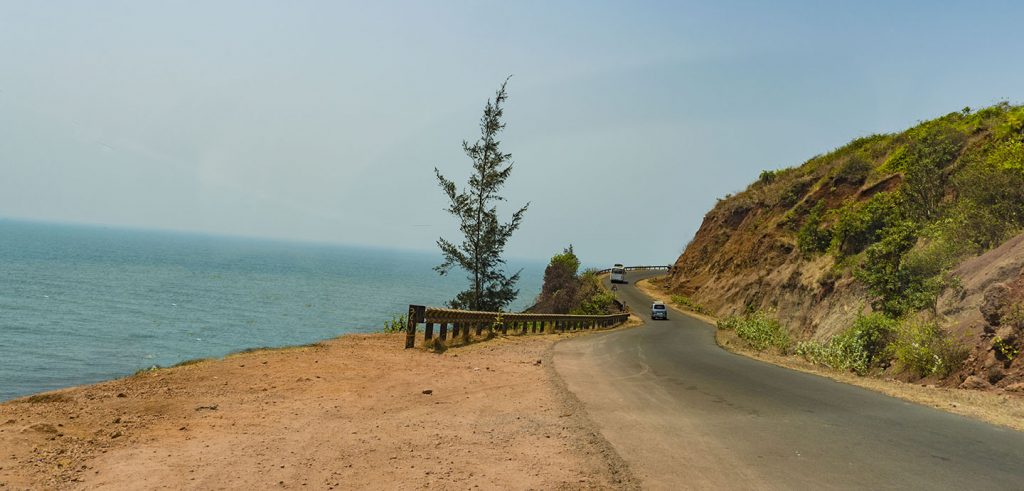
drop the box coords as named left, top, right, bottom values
left=553, top=270, right=1024, bottom=490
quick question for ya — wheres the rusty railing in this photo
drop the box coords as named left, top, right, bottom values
left=593, top=265, right=672, bottom=274
left=403, top=305, right=630, bottom=349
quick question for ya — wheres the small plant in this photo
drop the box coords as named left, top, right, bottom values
left=20, top=393, right=72, bottom=404
left=670, top=295, right=709, bottom=315
left=425, top=337, right=448, bottom=353
left=172, top=357, right=210, bottom=368
left=382, top=313, right=408, bottom=333
left=759, top=169, right=780, bottom=184
left=887, top=320, right=967, bottom=378
left=796, top=313, right=896, bottom=375
left=993, top=336, right=1019, bottom=361
left=797, top=202, right=832, bottom=256
left=718, top=311, right=791, bottom=352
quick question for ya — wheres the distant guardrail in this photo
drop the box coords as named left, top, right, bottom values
left=592, top=265, right=672, bottom=275
left=403, top=305, right=630, bottom=349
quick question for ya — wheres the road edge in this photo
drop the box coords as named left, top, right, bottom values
left=634, top=275, right=1024, bottom=432
left=544, top=335, right=643, bottom=490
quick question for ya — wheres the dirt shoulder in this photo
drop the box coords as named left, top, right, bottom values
left=0, top=332, right=637, bottom=490
left=636, top=276, right=1024, bottom=432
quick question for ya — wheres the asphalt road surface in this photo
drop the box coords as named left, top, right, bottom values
left=553, top=270, right=1024, bottom=490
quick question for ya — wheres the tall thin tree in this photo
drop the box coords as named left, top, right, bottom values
left=435, top=78, right=529, bottom=312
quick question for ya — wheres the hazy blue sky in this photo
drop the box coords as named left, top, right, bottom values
left=2, top=1, right=1023, bottom=266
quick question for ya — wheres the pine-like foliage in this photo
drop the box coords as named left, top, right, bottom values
left=434, top=78, right=529, bottom=312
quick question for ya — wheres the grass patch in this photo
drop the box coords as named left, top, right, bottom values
left=18, top=393, right=72, bottom=404
left=172, top=357, right=211, bottom=368
left=670, top=294, right=709, bottom=315
left=889, top=319, right=968, bottom=378
left=796, top=313, right=896, bottom=375
left=424, top=337, right=448, bottom=353
left=381, top=313, right=408, bottom=333
left=717, top=310, right=791, bottom=352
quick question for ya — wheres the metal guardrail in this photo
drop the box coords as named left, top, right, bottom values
left=593, top=265, right=672, bottom=275
left=401, top=265, right=666, bottom=348
left=403, top=305, right=630, bottom=349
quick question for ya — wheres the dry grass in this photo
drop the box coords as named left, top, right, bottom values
left=635, top=277, right=718, bottom=324
left=16, top=393, right=73, bottom=404
left=638, top=274, right=1024, bottom=432
left=716, top=330, right=1024, bottom=431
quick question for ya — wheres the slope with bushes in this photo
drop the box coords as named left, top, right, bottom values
left=531, top=246, right=623, bottom=315
left=667, top=103, right=1024, bottom=388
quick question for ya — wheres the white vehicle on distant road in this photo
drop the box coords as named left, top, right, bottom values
left=651, top=301, right=668, bottom=320
left=610, top=264, right=626, bottom=284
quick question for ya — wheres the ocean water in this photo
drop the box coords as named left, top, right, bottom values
left=0, top=220, right=543, bottom=401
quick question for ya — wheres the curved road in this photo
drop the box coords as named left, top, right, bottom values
left=553, top=270, right=1024, bottom=489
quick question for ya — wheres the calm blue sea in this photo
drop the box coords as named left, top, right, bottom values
left=0, top=220, right=543, bottom=401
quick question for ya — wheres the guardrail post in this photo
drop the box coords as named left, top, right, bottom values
left=405, top=305, right=425, bottom=349
left=501, top=321, right=508, bottom=335
left=452, top=322, right=460, bottom=337
left=475, top=322, right=484, bottom=336
left=424, top=322, right=434, bottom=341
left=439, top=323, right=448, bottom=341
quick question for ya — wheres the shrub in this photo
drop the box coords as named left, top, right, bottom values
left=993, top=336, right=1019, bottom=361
left=829, top=192, right=902, bottom=256
left=571, top=290, right=616, bottom=315
left=898, top=123, right=966, bottom=221
left=719, top=311, right=791, bottom=352
left=382, top=313, right=408, bottom=333
left=887, top=320, right=967, bottom=378
left=797, top=202, right=832, bottom=256
left=796, top=313, right=896, bottom=375
left=759, top=169, right=780, bottom=184
left=833, top=155, right=871, bottom=185
left=855, top=221, right=950, bottom=316
left=951, top=143, right=1024, bottom=248
left=670, top=295, right=709, bottom=315
left=425, top=337, right=448, bottom=353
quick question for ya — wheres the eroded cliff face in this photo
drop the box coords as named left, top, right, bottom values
left=939, top=234, right=1024, bottom=389
left=667, top=164, right=894, bottom=341
left=663, top=104, right=1024, bottom=385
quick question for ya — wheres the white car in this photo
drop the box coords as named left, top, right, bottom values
left=610, top=264, right=626, bottom=284
left=651, top=301, right=668, bottom=320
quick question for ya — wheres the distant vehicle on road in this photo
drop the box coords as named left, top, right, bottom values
left=651, top=301, right=668, bottom=320
left=610, top=264, right=626, bottom=284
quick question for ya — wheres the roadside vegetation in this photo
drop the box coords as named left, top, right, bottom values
left=670, top=294, right=710, bottom=315
left=707, top=103, right=1024, bottom=383
left=531, top=245, right=622, bottom=315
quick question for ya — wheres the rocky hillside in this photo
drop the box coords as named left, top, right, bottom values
left=666, top=103, right=1024, bottom=388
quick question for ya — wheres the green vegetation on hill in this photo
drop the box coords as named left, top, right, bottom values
left=532, top=245, right=620, bottom=315
left=788, top=104, right=1024, bottom=317
left=712, top=103, right=1024, bottom=379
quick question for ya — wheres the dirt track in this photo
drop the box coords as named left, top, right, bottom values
left=0, top=333, right=636, bottom=490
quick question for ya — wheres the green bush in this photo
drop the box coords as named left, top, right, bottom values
left=796, top=313, right=896, bottom=375
left=887, top=320, right=967, bottom=378
left=993, top=336, right=1019, bottom=361
left=571, top=290, right=616, bottom=315
left=855, top=221, right=953, bottom=317
left=797, top=202, right=832, bottom=256
left=718, top=311, right=791, bottom=352
left=670, top=294, right=709, bottom=315
left=382, top=313, right=408, bottom=333
left=899, top=123, right=966, bottom=221
left=833, top=155, right=871, bottom=185
left=829, top=192, right=901, bottom=256
left=759, top=169, right=780, bottom=184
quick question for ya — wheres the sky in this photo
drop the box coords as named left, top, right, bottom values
left=2, top=1, right=1024, bottom=267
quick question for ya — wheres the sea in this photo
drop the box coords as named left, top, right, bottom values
left=0, top=219, right=543, bottom=401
